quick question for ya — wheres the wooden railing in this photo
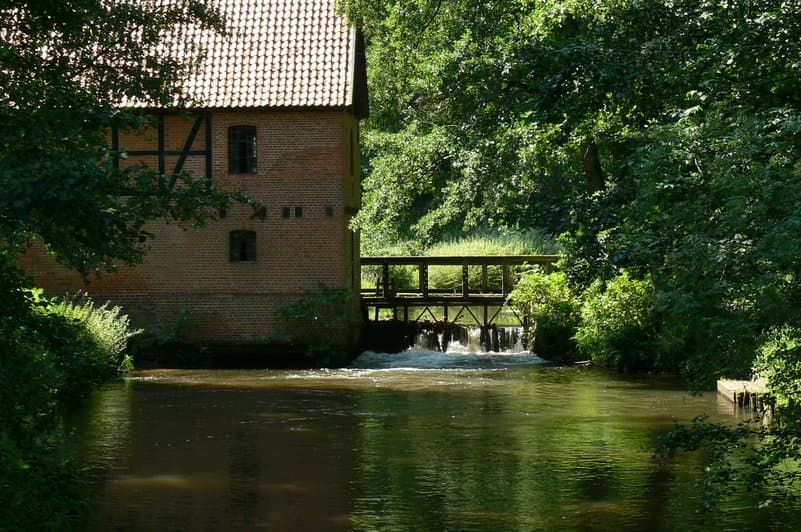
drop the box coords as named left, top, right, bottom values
left=360, top=255, right=558, bottom=301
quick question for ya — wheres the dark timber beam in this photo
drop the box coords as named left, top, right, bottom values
left=169, top=115, right=204, bottom=188
left=157, top=114, right=166, bottom=176
left=205, top=113, right=213, bottom=184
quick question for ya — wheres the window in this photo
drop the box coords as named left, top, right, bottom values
left=229, top=230, right=257, bottom=262
left=228, top=126, right=257, bottom=173
left=294, top=206, right=303, bottom=218
left=281, top=206, right=291, bottom=218
left=325, top=206, right=334, bottom=217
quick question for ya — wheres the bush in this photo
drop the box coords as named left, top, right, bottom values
left=575, top=271, right=658, bottom=371
left=748, top=327, right=801, bottom=493
left=754, top=326, right=801, bottom=414
left=507, top=271, right=581, bottom=362
left=34, top=293, right=139, bottom=397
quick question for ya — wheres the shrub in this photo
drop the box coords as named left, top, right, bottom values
left=754, top=326, right=801, bottom=414
left=575, top=271, right=657, bottom=371
left=34, top=293, right=140, bottom=397
left=656, top=327, right=801, bottom=510
left=507, top=271, right=581, bottom=362
left=748, top=327, right=801, bottom=493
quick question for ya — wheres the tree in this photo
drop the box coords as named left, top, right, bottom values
left=345, top=0, right=801, bottom=376
left=341, top=0, right=710, bottom=249
left=0, top=2, right=233, bottom=527
left=0, top=0, right=230, bottom=279
left=345, top=0, right=801, bottom=505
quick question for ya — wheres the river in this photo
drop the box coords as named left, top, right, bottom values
left=66, top=349, right=797, bottom=531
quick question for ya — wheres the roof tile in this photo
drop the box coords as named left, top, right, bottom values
left=132, top=0, right=354, bottom=109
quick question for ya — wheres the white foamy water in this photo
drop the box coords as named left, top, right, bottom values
left=349, top=349, right=546, bottom=370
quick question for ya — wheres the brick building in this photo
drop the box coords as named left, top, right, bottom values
left=21, top=0, right=368, bottom=354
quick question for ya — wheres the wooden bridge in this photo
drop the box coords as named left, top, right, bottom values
left=360, top=255, right=559, bottom=326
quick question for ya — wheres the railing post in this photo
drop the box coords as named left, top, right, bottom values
left=419, top=263, right=429, bottom=298
left=481, top=264, right=488, bottom=292
left=502, top=265, right=510, bottom=297
left=462, top=262, right=469, bottom=298
left=382, top=263, right=390, bottom=298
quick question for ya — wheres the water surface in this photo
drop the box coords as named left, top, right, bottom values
left=68, top=350, right=796, bottom=531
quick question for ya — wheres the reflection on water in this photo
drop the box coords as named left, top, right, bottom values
left=67, top=351, right=799, bottom=531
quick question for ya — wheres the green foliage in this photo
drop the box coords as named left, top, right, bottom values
left=507, top=271, right=581, bottom=362
left=33, top=292, right=141, bottom=397
left=0, top=3, right=234, bottom=529
left=1, top=1, right=232, bottom=276
left=0, top=289, right=139, bottom=530
left=656, top=327, right=801, bottom=510
left=425, top=228, right=560, bottom=257
left=0, top=431, right=85, bottom=532
left=575, top=272, right=657, bottom=372
left=425, top=228, right=560, bottom=291
left=654, top=415, right=753, bottom=511
left=751, top=327, right=801, bottom=489
left=755, top=327, right=801, bottom=413
left=343, top=0, right=581, bottom=247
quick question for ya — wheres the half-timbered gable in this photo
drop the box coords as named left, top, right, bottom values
left=22, top=0, right=368, bottom=356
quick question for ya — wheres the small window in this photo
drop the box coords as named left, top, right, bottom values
left=325, top=206, right=334, bottom=217
left=281, top=207, right=291, bottom=218
left=294, top=206, right=303, bottom=218
left=228, top=126, right=257, bottom=174
left=229, top=230, right=257, bottom=262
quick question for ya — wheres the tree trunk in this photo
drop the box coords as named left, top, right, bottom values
left=582, top=141, right=605, bottom=192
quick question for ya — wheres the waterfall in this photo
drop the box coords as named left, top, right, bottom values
left=410, top=324, right=527, bottom=354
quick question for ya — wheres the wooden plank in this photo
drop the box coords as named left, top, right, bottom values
left=381, top=263, right=390, bottom=298
left=419, top=264, right=428, bottom=298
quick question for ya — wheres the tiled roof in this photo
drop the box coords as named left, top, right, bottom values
left=133, top=0, right=360, bottom=110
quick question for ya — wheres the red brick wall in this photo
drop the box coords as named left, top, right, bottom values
left=20, top=110, right=361, bottom=349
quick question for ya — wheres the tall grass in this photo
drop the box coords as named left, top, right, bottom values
left=424, top=228, right=560, bottom=256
